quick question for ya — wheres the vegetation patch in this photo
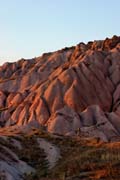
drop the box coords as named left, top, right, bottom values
left=0, top=129, right=120, bottom=180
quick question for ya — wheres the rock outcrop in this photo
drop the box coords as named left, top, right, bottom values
left=0, top=35, right=120, bottom=141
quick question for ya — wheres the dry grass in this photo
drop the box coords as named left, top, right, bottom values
left=0, top=128, right=120, bottom=180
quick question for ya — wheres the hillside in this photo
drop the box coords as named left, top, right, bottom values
left=0, top=35, right=120, bottom=179
left=0, top=36, right=120, bottom=140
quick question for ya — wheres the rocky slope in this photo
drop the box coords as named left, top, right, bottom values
left=0, top=35, right=120, bottom=142
left=1, top=35, right=120, bottom=179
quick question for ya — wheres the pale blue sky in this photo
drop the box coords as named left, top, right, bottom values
left=0, top=0, right=120, bottom=65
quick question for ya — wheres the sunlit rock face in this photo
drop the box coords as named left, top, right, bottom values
left=1, top=35, right=120, bottom=141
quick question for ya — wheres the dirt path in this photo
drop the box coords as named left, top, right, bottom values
left=37, top=138, right=61, bottom=169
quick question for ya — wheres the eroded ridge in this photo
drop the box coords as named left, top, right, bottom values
left=0, top=35, right=120, bottom=141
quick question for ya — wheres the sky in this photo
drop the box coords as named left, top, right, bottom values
left=0, top=0, right=120, bottom=65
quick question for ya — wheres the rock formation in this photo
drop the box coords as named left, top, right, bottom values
left=0, top=35, right=120, bottom=141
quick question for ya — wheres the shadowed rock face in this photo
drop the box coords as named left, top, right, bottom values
left=1, top=35, right=120, bottom=141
